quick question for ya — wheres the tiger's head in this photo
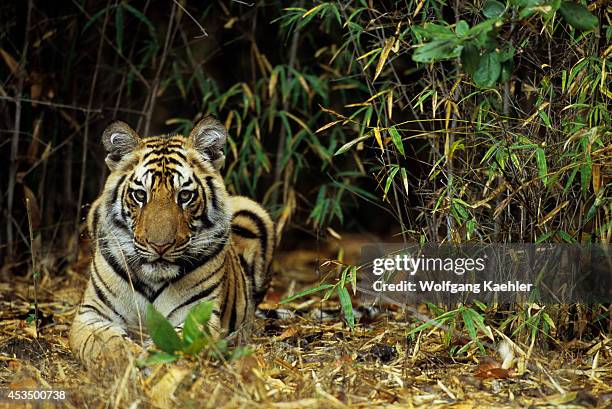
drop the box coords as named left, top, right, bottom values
left=98, top=117, right=231, bottom=281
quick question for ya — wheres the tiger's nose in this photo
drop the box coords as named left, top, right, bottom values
left=148, top=240, right=174, bottom=255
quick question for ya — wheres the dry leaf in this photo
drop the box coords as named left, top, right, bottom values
left=474, top=362, right=511, bottom=379
left=373, top=37, right=395, bottom=81
left=277, top=326, right=299, bottom=341
left=147, top=367, right=190, bottom=409
left=0, top=48, right=19, bottom=76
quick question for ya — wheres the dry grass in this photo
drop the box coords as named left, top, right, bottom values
left=0, top=240, right=611, bottom=409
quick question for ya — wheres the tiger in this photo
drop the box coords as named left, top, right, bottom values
left=69, top=117, right=275, bottom=367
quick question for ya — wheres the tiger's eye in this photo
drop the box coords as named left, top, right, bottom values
left=132, top=189, right=147, bottom=204
left=178, top=190, right=194, bottom=205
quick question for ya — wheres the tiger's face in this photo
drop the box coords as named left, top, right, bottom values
left=98, top=118, right=231, bottom=281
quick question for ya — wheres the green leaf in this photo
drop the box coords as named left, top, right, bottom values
left=334, top=134, right=369, bottom=155
left=384, top=165, right=400, bottom=198
left=146, top=304, right=183, bottom=354
left=137, top=351, right=179, bottom=367
left=389, top=126, right=405, bottom=155
left=461, top=308, right=478, bottom=342
left=338, top=286, right=355, bottom=329
left=183, top=335, right=209, bottom=355
left=280, top=283, right=335, bottom=304
left=535, top=148, right=548, bottom=185
left=412, top=23, right=456, bottom=40
left=483, top=0, right=506, bottom=18
left=559, top=2, right=598, bottom=31
left=412, top=40, right=460, bottom=63
left=460, top=43, right=480, bottom=75
left=183, top=301, right=214, bottom=346
left=456, top=20, right=469, bottom=37
left=498, top=44, right=515, bottom=62
left=473, top=51, right=501, bottom=87
left=82, top=7, right=111, bottom=33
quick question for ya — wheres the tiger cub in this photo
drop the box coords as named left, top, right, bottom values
left=70, top=117, right=275, bottom=367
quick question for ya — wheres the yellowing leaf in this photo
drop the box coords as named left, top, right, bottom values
left=373, top=127, right=384, bottom=151
left=302, top=4, right=325, bottom=18
left=374, top=36, right=395, bottom=81
left=268, top=69, right=278, bottom=98
left=315, top=120, right=342, bottom=134
left=0, top=49, right=19, bottom=76
left=387, top=90, right=394, bottom=119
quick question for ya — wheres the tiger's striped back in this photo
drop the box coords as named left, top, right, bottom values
left=70, top=118, right=275, bottom=367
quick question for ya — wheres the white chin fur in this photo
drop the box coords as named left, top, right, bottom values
left=141, top=262, right=179, bottom=280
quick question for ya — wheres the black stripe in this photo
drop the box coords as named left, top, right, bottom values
left=79, top=303, right=114, bottom=323
left=100, top=243, right=154, bottom=301
left=192, top=175, right=213, bottom=228
left=90, top=278, right=126, bottom=324
left=91, top=203, right=101, bottom=237
left=233, top=210, right=268, bottom=258
left=121, top=186, right=130, bottom=221
left=188, top=260, right=225, bottom=291
left=227, top=272, right=236, bottom=332
left=152, top=232, right=229, bottom=300
left=112, top=216, right=130, bottom=232
left=238, top=254, right=254, bottom=277
left=109, top=175, right=127, bottom=206
left=241, top=269, right=249, bottom=324
left=167, top=277, right=223, bottom=320
left=92, top=259, right=117, bottom=298
left=232, top=225, right=258, bottom=239
left=205, top=176, right=218, bottom=209
left=142, top=148, right=187, bottom=161
left=178, top=231, right=228, bottom=277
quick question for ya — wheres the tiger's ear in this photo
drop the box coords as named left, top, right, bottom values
left=102, top=121, right=140, bottom=170
left=188, top=117, right=227, bottom=170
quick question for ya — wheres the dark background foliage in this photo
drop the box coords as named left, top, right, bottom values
left=0, top=0, right=610, bottom=272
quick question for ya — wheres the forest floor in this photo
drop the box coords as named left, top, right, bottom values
left=0, top=235, right=611, bottom=409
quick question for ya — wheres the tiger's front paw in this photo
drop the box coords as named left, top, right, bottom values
left=85, top=336, right=144, bottom=372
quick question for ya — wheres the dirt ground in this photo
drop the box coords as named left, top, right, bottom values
left=0, top=237, right=611, bottom=408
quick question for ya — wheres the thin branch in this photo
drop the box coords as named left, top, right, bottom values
left=172, top=0, right=208, bottom=38
left=75, top=0, right=112, bottom=253
left=6, top=0, right=32, bottom=262
left=271, top=0, right=304, bottom=209
left=0, top=96, right=104, bottom=113
left=141, top=3, right=179, bottom=136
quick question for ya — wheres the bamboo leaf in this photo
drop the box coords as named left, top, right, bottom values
left=374, top=36, right=395, bottom=81
left=388, top=126, right=405, bottom=155
left=535, top=148, right=548, bottom=185
left=334, top=134, right=369, bottom=155
left=373, top=127, right=384, bottom=150
left=338, top=286, right=355, bottom=329
left=280, top=284, right=335, bottom=304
